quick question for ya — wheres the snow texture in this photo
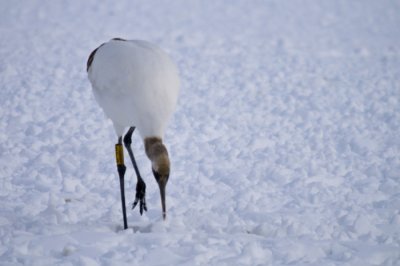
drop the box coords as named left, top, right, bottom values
left=1, top=0, right=399, bottom=265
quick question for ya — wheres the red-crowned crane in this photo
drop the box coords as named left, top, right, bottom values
left=87, top=38, right=180, bottom=229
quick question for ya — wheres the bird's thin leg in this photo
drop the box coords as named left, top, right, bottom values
left=123, top=127, right=147, bottom=215
left=115, top=136, right=128, bottom=229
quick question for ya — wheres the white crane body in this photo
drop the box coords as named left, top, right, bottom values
left=87, top=38, right=180, bottom=226
left=88, top=39, right=180, bottom=138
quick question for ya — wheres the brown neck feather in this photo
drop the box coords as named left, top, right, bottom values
left=144, top=137, right=170, bottom=175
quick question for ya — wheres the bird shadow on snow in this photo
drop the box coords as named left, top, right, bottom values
left=113, top=224, right=152, bottom=234
left=112, top=220, right=169, bottom=234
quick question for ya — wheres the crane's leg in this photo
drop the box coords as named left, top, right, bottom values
left=115, top=136, right=128, bottom=229
left=123, top=127, right=147, bottom=215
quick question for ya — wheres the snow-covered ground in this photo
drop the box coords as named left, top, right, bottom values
left=1, top=0, right=399, bottom=265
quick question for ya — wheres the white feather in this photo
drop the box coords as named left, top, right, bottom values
left=88, top=39, right=180, bottom=138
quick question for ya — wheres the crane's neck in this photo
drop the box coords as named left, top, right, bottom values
left=144, top=137, right=170, bottom=175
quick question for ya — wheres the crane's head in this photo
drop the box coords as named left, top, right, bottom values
left=144, top=137, right=170, bottom=220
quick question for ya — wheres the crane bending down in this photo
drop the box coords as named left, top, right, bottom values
left=87, top=38, right=180, bottom=229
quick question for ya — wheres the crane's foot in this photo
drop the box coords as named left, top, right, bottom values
left=132, top=179, right=147, bottom=215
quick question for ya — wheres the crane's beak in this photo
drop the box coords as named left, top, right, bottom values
left=158, top=177, right=167, bottom=220
left=153, top=169, right=168, bottom=220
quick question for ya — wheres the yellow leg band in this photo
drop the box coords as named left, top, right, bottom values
left=115, top=144, right=124, bottom=165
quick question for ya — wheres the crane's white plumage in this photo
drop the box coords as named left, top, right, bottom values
left=87, top=39, right=180, bottom=223
left=88, top=39, right=180, bottom=138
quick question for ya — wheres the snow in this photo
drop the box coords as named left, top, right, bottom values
left=1, top=0, right=399, bottom=265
